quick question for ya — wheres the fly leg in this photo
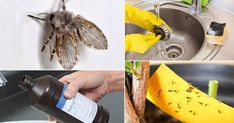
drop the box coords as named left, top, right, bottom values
left=41, top=29, right=54, bottom=52
left=27, top=15, right=47, bottom=22
left=27, top=14, right=55, bottom=25
left=50, top=45, right=56, bottom=61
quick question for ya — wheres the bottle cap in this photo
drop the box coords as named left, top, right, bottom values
left=19, top=75, right=34, bottom=91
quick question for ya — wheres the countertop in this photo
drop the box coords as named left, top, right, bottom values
left=207, top=0, right=234, bottom=60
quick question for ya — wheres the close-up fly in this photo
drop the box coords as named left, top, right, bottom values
left=28, top=0, right=108, bottom=69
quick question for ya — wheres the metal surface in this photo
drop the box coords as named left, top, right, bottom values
left=161, top=44, right=185, bottom=60
left=154, top=24, right=170, bottom=41
left=207, top=1, right=234, bottom=60
left=150, top=64, right=234, bottom=106
left=126, top=8, right=205, bottom=60
left=128, top=0, right=234, bottom=60
left=191, top=0, right=202, bottom=14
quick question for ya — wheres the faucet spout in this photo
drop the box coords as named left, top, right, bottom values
left=192, top=0, right=202, bottom=14
left=153, top=0, right=190, bottom=18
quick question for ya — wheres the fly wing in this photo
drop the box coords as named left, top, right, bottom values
left=56, top=32, right=79, bottom=69
left=74, top=16, right=108, bottom=50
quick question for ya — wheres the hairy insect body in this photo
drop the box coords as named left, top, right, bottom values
left=52, top=11, right=74, bottom=34
left=28, top=0, right=108, bottom=69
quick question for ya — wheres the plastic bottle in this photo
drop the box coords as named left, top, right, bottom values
left=18, top=75, right=109, bottom=123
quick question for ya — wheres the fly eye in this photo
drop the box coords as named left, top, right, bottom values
left=67, top=19, right=71, bottom=22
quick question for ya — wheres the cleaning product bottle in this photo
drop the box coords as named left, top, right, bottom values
left=18, top=75, right=109, bottom=123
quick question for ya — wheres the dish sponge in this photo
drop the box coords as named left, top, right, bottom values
left=207, top=22, right=228, bottom=46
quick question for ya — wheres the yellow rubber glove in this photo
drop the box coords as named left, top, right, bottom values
left=125, top=3, right=170, bottom=32
left=125, top=33, right=161, bottom=54
left=125, top=3, right=170, bottom=54
left=147, top=64, right=234, bottom=123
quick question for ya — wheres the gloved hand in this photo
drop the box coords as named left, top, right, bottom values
left=125, top=33, right=161, bottom=54
left=125, top=3, right=170, bottom=54
left=125, top=3, right=170, bottom=32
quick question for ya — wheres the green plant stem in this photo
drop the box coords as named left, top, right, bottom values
left=208, top=80, right=219, bottom=99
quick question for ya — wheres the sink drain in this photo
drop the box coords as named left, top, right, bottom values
left=162, top=44, right=184, bottom=60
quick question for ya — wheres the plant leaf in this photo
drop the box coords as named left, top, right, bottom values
left=134, top=61, right=141, bottom=69
left=125, top=61, right=133, bottom=73
left=125, top=68, right=132, bottom=73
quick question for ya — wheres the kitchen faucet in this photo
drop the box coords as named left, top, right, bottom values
left=191, top=0, right=202, bottom=14
left=153, top=0, right=202, bottom=15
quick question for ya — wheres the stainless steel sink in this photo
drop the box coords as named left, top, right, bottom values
left=125, top=1, right=220, bottom=60
left=126, top=8, right=205, bottom=60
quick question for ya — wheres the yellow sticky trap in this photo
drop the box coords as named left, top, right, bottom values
left=147, top=64, right=234, bottom=123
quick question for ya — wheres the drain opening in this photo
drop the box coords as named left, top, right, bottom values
left=162, top=44, right=184, bottom=59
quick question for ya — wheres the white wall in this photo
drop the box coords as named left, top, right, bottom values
left=0, top=0, right=124, bottom=70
